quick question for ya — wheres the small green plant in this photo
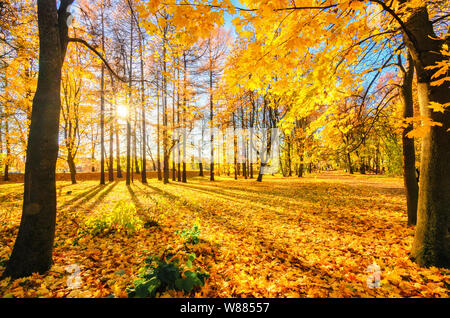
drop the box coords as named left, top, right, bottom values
left=177, top=224, right=201, bottom=245
left=143, top=217, right=160, bottom=229
left=126, top=251, right=209, bottom=298
left=81, top=200, right=143, bottom=236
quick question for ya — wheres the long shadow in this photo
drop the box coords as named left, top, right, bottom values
left=57, top=183, right=73, bottom=196
left=175, top=182, right=287, bottom=208
left=175, top=182, right=260, bottom=207
left=143, top=182, right=226, bottom=213
left=185, top=178, right=404, bottom=209
left=59, top=184, right=104, bottom=210
left=0, top=191, right=23, bottom=203
left=138, top=184, right=360, bottom=289
left=182, top=179, right=304, bottom=201
left=145, top=179, right=400, bottom=237
left=143, top=182, right=283, bottom=237
left=86, top=181, right=119, bottom=211
left=126, top=184, right=145, bottom=213
left=174, top=181, right=404, bottom=235
left=143, top=183, right=181, bottom=202
left=341, top=183, right=405, bottom=198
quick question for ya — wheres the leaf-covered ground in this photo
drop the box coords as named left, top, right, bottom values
left=0, top=172, right=448, bottom=298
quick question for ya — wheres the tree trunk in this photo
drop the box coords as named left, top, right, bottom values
left=199, top=162, right=203, bottom=176
left=182, top=53, right=187, bottom=183
left=99, top=6, right=105, bottom=185
left=209, top=64, right=214, bottom=182
left=232, top=112, right=237, bottom=180
left=3, top=117, right=9, bottom=182
left=286, top=134, right=292, bottom=177
left=99, top=69, right=105, bottom=184
left=400, top=53, right=418, bottom=226
left=2, top=0, right=73, bottom=278
left=115, top=114, right=122, bottom=178
left=347, top=152, right=353, bottom=174
left=126, top=5, right=133, bottom=186
left=139, top=27, right=147, bottom=184
left=156, top=70, right=162, bottom=181
left=162, top=22, right=169, bottom=184
left=257, top=103, right=268, bottom=182
left=176, top=64, right=181, bottom=182
left=108, top=93, right=114, bottom=182
left=172, top=64, right=176, bottom=182
left=298, top=153, right=304, bottom=178
left=133, top=113, right=139, bottom=174
left=67, top=151, right=77, bottom=184
left=360, top=157, right=366, bottom=174
left=402, top=6, right=450, bottom=268
left=375, top=143, right=380, bottom=174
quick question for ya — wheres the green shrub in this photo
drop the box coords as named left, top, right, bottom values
left=81, top=200, right=143, bottom=236
left=126, top=251, right=209, bottom=298
left=177, top=224, right=201, bottom=245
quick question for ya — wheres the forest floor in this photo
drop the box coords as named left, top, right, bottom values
left=0, top=171, right=448, bottom=298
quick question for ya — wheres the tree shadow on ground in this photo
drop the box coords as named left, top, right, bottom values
left=59, top=184, right=104, bottom=210
left=86, top=181, right=119, bottom=211
left=126, top=184, right=146, bottom=213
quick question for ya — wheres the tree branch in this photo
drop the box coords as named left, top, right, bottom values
left=431, top=13, right=450, bottom=25
left=68, top=37, right=127, bottom=83
left=368, top=0, right=419, bottom=51
left=172, top=2, right=337, bottom=12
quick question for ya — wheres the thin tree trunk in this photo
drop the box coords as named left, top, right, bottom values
left=177, top=63, right=181, bottom=182
left=126, top=6, right=133, bottom=185
left=182, top=52, right=187, bottom=183
left=287, top=134, right=292, bottom=177
left=91, top=126, right=96, bottom=172
left=115, top=109, right=122, bottom=178
left=108, top=90, right=114, bottom=182
left=133, top=110, right=139, bottom=174
left=172, top=63, right=176, bottom=182
left=298, top=152, right=304, bottom=177
left=400, top=53, right=418, bottom=226
left=99, top=5, right=105, bottom=185
left=233, top=112, right=237, bottom=180
left=209, top=60, right=214, bottom=181
left=3, top=117, right=9, bottom=182
left=139, top=25, right=147, bottom=184
left=241, top=108, right=247, bottom=179
left=67, top=151, right=77, bottom=184
left=347, top=151, right=353, bottom=174
left=156, top=69, right=162, bottom=180
left=257, top=102, right=268, bottom=182
left=162, top=21, right=169, bottom=184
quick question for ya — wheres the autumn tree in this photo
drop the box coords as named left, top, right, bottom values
left=1, top=0, right=75, bottom=278
left=2, top=0, right=125, bottom=278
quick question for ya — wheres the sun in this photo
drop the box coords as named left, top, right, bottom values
left=117, top=104, right=129, bottom=119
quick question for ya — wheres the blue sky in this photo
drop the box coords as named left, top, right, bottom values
left=222, top=0, right=245, bottom=36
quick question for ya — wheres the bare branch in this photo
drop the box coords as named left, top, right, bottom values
left=68, top=37, right=127, bottom=83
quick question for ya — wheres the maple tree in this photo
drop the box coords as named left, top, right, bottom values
left=0, top=0, right=448, bottom=299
